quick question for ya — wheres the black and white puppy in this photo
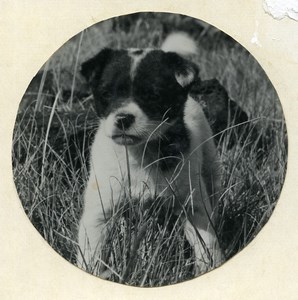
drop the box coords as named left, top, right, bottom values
left=77, top=33, right=223, bottom=275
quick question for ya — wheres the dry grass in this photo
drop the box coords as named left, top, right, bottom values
left=12, top=13, right=287, bottom=287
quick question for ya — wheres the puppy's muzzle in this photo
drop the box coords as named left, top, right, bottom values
left=112, top=113, right=141, bottom=145
left=115, top=113, right=135, bottom=130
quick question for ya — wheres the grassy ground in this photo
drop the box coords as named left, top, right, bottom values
left=12, top=13, right=287, bottom=287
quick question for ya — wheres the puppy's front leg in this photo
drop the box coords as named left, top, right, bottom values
left=184, top=179, right=223, bottom=275
left=77, top=176, right=114, bottom=274
left=184, top=217, right=223, bottom=275
left=77, top=208, right=107, bottom=272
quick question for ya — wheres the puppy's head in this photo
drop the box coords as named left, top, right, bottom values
left=81, top=48, right=199, bottom=146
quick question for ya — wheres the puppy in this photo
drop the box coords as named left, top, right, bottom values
left=77, top=33, right=223, bottom=276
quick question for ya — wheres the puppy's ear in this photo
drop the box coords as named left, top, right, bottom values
left=175, top=63, right=198, bottom=88
left=80, top=48, right=114, bottom=83
left=165, top=52, right=199, bottom=88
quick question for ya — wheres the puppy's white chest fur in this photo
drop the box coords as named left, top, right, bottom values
left=90, top=127, right=163, bottom=199
left=87, top=126, right=184, bottom=212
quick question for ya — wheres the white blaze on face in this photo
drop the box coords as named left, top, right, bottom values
left=128, top=48, right=152, bottom=80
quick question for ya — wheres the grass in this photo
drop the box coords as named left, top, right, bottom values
left=12, top=13, right=287, bottom=287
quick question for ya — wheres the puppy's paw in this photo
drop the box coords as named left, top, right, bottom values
left=99, top=268, right=113, bottom=279
left=194, top=248, right=225, bottom=276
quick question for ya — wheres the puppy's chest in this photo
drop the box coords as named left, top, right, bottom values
left=107, top=147, right=194, bottom=201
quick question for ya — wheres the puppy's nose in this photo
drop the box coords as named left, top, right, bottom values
left=115, top=113, right=135, bottom=130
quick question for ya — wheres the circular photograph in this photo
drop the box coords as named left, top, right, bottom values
left=12, top=12, right=287, bottom=287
